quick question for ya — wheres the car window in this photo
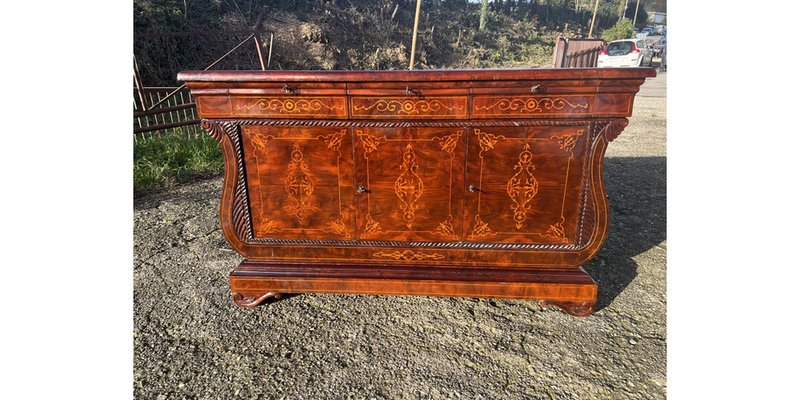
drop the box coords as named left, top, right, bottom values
left=607, top=41, right=633, bottom=56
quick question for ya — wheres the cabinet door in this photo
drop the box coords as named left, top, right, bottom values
left=240, top=125, right=355, bottom=240
left=353, top=127, right=465, bottom=242
left=464, top=125, right=590, bottom=245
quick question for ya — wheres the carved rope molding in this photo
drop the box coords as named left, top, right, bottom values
left=200, top=120, right=256, bottom=242
left=576, top=119, right=628, bottom=247
left=202, top=119, right=226, bottom=142
left=249, top=237, right=581, bottom=250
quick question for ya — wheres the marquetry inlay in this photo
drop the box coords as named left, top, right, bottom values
left=284, top=143, right=316, bottom=225
left=373, top=250, right=445, bottom=261
left=353, top=99, right=462, bottom=114
left=238, top=98, right=343, bottom=114
left=474, top=97, right=589, bottom=113
left=507, top=143, right=539, bottom=229
left=434, top=217, right=458, bottom=240
left=475, top=129, right=506, bottom=157
left=394, top=144, right=425, bottom=230
left=468, top=215, right=498, bottom=241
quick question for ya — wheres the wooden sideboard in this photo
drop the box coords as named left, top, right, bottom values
left=178, top=68, right=656, bottom=316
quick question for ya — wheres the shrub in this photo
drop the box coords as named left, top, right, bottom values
left=601, top=18, right=634, bottom=42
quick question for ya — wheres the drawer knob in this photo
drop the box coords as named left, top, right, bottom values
left=282, top=85, right=300, bottom=95
left=405, top=86, right=422, bottom=97
left=530, top=84, right=542, bottom=93
left=469, top=184, right=480, bottom=193
left=356, top=185, right=369, bottom=194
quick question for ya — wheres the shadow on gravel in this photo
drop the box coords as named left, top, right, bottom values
left=584, top=156, right=666, bottom=311
left=133, top=176, right=223, bottom=211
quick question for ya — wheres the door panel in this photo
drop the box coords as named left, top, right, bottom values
left=241, top=125, right=355, bottom=240
left=463, top=125, right=590, bottom=244
left=353, top=127, right=466, bottom=242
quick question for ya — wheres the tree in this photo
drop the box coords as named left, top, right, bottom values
left=601, top=17, right=633, bottom=42
left=479, top=0, right=489, bottom=31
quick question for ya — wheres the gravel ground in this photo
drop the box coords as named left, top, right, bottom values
left=134, top=71, right=667, bottom=399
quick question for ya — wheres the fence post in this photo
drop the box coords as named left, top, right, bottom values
left=254, top=30, right=267, bottom=71
left=133, top=56, right=147, bottom=110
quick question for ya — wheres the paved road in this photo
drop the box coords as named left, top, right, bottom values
left=134, top=70, right=667, bottom=399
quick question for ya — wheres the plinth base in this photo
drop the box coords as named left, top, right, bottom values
left=229, top=261, right=597, bottom=316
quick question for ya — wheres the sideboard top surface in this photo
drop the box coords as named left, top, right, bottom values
left=178, top=68, right=656, bottom=83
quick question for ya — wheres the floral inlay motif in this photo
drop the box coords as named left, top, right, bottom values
left=356, top=130, right=385, bottom=159
left=434, top=217, right=458, bottom=240
left=322, top=217, right=350, bottom=239
left=284, top=143, right=315, bottom=225
left=239, top=98, right=343, bottom=114
left=545, top=219, right=567, bottom=242
left=507, top=143, right=539, bottom=229
left=432, top=130, right=463, bottom=156
left=474, top=129, right=506, bottom=157
left=373, top=250, right=445, bottom=261
left=475, top=97, right=589, bottom=113
left=394, top=144, right=425, bottom=230
left=318, top=130, right=347, bottom=153
left=354, top=99, right=462, bottom=115
left=468, top=215, right=498, bottom=241
left=364, top=214, right=385, bottom=236
left=551, top=129, right=585, bottom=153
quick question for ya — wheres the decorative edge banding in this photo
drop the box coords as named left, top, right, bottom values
left=212, top=118, right=606, bottom=128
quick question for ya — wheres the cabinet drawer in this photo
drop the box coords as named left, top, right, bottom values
left=472, top=95, right=592, bottom=118
left=472, top=94, right=632, bottom=118
left=230, top=96, right=348, bottom=119
left=192, top=82, right=348, bottom=119
left=350, top=96, right=468, bottom=119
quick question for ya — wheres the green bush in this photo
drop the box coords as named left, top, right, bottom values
left=601, top=18, right=634, bottom=42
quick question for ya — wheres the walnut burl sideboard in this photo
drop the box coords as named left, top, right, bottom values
left=178, top=68, right=655, bottom=316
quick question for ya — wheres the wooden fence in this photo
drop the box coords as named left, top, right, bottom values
left=133, top=87, right=201, bottom=140
left=133, top=30, right=274, bottom=141
left=551, top=36, right=605, bottom=68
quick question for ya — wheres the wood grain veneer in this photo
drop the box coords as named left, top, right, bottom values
left=179, top=67, right=655, bottom=316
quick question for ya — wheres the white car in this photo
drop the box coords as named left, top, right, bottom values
left=597, top=39, right=653, bottom=68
